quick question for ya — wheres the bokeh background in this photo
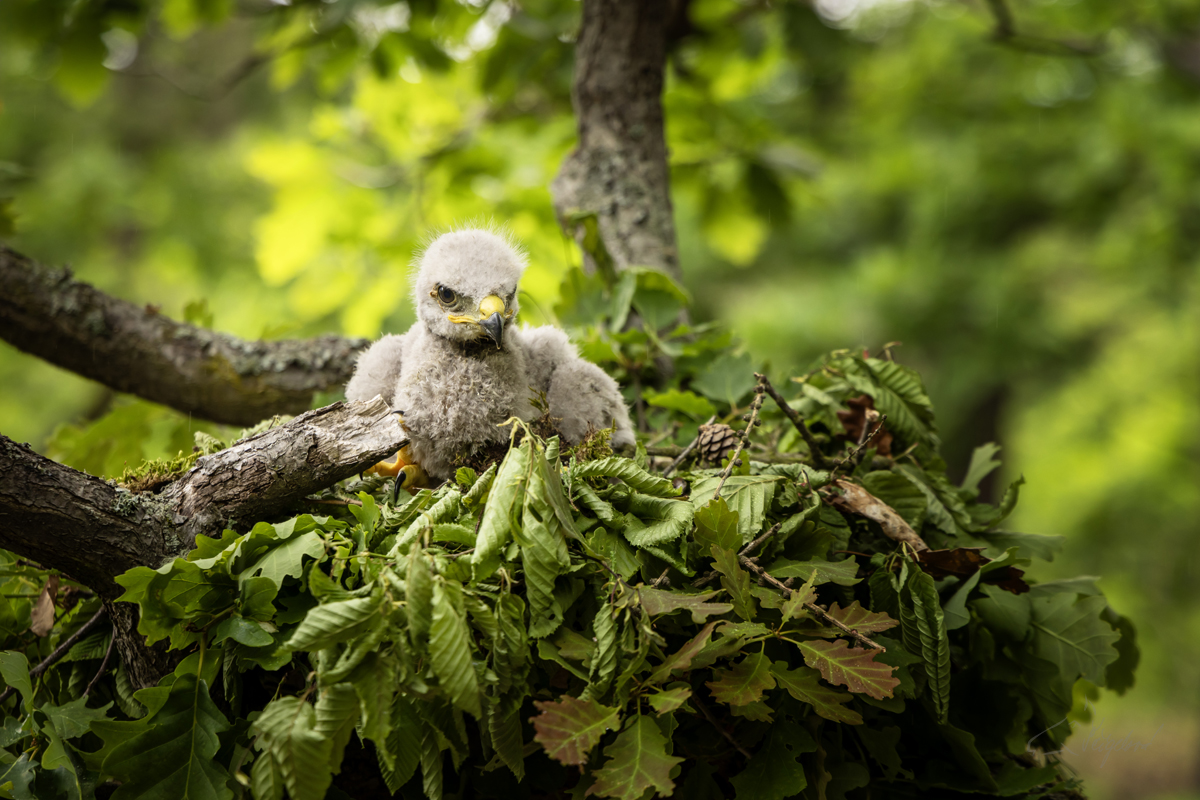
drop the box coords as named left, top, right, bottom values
left=1, top=1, right=1197, bottom=796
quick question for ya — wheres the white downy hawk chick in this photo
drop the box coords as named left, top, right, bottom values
left=346, top=227, right=635, bottom=489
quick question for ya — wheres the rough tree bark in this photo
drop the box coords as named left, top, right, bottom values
left=0, top=397, right=407, bottom=684
left=552, top=0, right=682, bottom=281
left=0, top=246, right=367, bottom=426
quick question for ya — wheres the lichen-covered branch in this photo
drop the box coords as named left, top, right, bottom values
left=552, top=0, right=682, bottom=280
left=0, top=246, right=367, bottom=425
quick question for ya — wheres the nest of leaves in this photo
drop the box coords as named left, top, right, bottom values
left=82, top=352, right=1134, bottom=800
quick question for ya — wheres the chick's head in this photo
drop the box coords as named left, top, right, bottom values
left=412, top=228, right=526, bottom=347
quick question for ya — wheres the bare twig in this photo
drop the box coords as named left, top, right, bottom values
left=828, top=413, right=888, bottom=479
left=692, top=691, right=753, bottom=759
left=755, top=373, right=831, bottom=468
left=738, top=522, right=782, bottom=559
left=0, top=607, right=108, bottom=706
left=737, top=556, right=884, bottom=651
left=662, top=415, right=716, bottom=478
left=711, top=381, right=767, bottom=500
left=305, top=497, right=364, bottom=507
left=84, top=635, right=117, bottom=697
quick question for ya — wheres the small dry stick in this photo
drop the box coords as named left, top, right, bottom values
left=305, top=497, right=364, bottom=507
left=828, top=413, right=888, bottom=479
left=711, top=381, right=767, bottom=500
left=84, top=635, right=117, bottom=696
left=0, top=607, right=108, bottom=705
left=739, top=522, right=782, bottom=559
left=755, top=373, right=832, bottom=468
left=738, top=556, right=885, bottom=651
left=662, top=415, right=717, bottom=478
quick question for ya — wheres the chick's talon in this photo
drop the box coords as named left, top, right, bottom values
left=394, top=463, right=429, bottom=501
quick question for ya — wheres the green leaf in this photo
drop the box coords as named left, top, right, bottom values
left=972, top=584, right=1032, bottom=643
left=588, top=715, right=684, bottom=800
left=643, top=388, right=717, bottom=421
left=0, top=653, right=33, bottom=712
left=407, top=552, right=434, bottom=649
left=636, top=586, right=733, bottom=623
left=314, top=683, right=359, bottom=774
left=351, top=653, right=394, bottom=767
left=647, top=686, right=692, bottom=715
left=691, top=475, right=781, bottom=542
left=693, top=497, right=741, bottom=552
left=961, top=443, right=1002, bottom=495
left=706, top=652, right=775, bottom=706
left=212, top=616, right=273, bottom=648
left=729, top=719, right=816, bottom=800
left=796, top=639, right=899, bottom=700
left=488, top=704, right=526, bottom=780
left=711, top=546, right=756, bottom=621
left=570, top=457, right=680, bottom=498
left=287, top=594, right=381, bottom=651
left=824, top=601, right=899, bottom=635
left=99, top=674, right=232, bottom=800
left=647, top=621, right=720, bottom=684
left=378, top=695, right=422, bottom=794
left=240, top=532, right=325, bottom=590
left=623, top=494, right=695, bottom=547
left=905, top=568, right=951, bottom=723
left=692, top=352, right=758, bottom=406
left=1030, top=593, right=1121, bottom=685
left=430, top=579, right=482, bottom=718
left=252, top=697, right=330, bottom=800
left=770, top=662, right=862, bottom=725
left=40, top=696, right=112, bottom=739
left=531, top=696, right=619, bottom=767
left=767, top=558, right=861, bottom=586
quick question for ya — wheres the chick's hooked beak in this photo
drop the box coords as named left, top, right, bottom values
left=478, top=294, right=506, bottom=349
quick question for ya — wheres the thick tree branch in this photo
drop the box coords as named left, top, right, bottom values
left=552, top=0, right=682, bottom=280
left=0, top=397, right=406, bottom=596
left=0, top=246, right=367, bottom=425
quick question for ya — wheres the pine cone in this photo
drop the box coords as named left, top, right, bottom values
left=697, top=422, right=740, bottom=464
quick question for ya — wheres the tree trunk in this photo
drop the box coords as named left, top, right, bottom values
left=0, top=245, right=367, bottom=426
left=552, top=0, right=682, bottom=281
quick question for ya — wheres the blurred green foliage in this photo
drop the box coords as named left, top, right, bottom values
left=1, top=0, right=1198, bottom=792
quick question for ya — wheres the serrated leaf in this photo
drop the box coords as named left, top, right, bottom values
left=588, top=715, right=683, bottom=800
left=0, top=652, right=33, bottom=712
left=962, top=443, right=1002, bottom=495
left=407, top=552, right=433, bottom=649
left=693, top=499, right=741, bottom=562
left=706, top=652, right=775, bottom=706
left=473, top=440, right=531, bottom=579
left=531, top=696, right=619, bottom=766
left=711, top=546, right=756, bottom=621
left=378, top=695, right=422, bottom=794
left=287, top=594, right=381, bottom=651
left=314, top=683, right=358, bottom=774
left=825, top=601, right=899, bottom=635
left=636, top=586, right=733, bottom=623
left=768, top=558, right=861, bottom=586
left=430, top=580, right=482, bottom=718
left=647, top=621, right=720, bottom=684
left=570, top=457, right=680, bottom=498
left=647, top=686, right=692, bottom=715
left=589, top=603, right=619, bottom=697
left=352, top=653, right=394, bottom=767
left=488, top=704, right=526, bottom=780
left=1030, top=593, right=1120, bottom=685
left=623, top=494, right=695, bottom=547
left=691, top=475, right=781, bottom=542
left=729, top=719, right=816, bottom=800
left=770, top=662, right=862, bottom=725
left=905, top=568, right=951, bottom=722
left=796, top=640, right=899, bottom=700
left=99, top=674, right=232, bottom=800
left=252, top=697, right=330, bottom=800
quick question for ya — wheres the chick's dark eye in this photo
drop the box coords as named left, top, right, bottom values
left=437, top=286, right=457, bottom=305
